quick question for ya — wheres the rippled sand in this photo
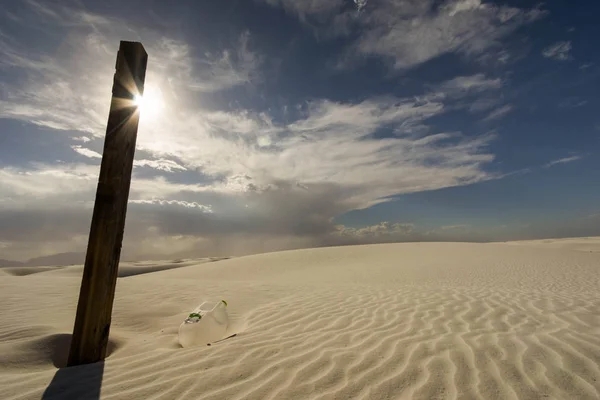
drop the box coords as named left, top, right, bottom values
left=1, top=239, right=599, bottom=399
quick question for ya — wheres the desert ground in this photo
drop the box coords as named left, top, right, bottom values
left=1, top=238, right=599, bottom=399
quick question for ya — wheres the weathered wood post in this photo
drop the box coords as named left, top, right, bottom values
left=68, top=41, right=147, bottom=366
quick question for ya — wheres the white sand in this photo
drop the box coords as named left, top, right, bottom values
left=1, top=239, right=599, bottom=399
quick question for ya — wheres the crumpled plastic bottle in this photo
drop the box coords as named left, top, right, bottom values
left=178, top=300, right=229, bottom=348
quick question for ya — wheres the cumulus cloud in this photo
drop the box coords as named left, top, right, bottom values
left=128, top=199, right=213, bottom=212
left=334, top=221, right=487, bottom=244
left=0, top=86, right=497, bottom=260
left=542, top=41, right=572, bottom=61
left=336, top=222, right=415, bottom=238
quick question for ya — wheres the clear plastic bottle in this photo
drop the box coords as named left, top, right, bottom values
left=178, top=300, right=229, bottom=348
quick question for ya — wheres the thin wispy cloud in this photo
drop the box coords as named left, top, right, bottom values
left=436, top=73, right=503, bottom=95
left=263, top=0, right=344, bottom=18
left=71, top=146, right=102, bottom=159
left=543, top=155, right=583, bottom=168
left=439, top=224, right=470, bottom=231
left=263, top=0, right=546, bottom=70
left=354, top=0, right=368, bottom=12
left=354, top=1, right=545, bottom=70
left=542, top=41, right=572, bottom=61
left=558, top=97, right=587, bottom=109
left=469, top=98, right=501, bottom=113
left=188, top=31, right=262, bottom=92
left=483, top=104, right=513, bottom=121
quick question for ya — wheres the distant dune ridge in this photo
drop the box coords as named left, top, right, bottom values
left=1, top=238, right=599, bottom=399
left=0, top=252, right=85, bottom=268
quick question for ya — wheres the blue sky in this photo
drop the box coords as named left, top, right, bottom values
left=1, top=0, right=599, bottom=261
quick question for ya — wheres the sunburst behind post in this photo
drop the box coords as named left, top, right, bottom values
left=133, top=85, right=164, bottom=118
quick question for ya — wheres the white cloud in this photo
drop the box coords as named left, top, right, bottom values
left=1, top=81, right=498, bottom=232
left=422, top=74, right=504, bottom=113
left=0, top=1, right=507, bottom=260
left=438, top=224, right=469, bottom=230
left=436, top=73, right=503, bottom=94
left=262, top=0, right=344, bottom=18
left=188, top=31, right=262, bottom=92
left=543, top=155, right=583, bottom=168
left=354, top=0, right=368, bottom=12
left=483, top=104, right=513, bottom=121
left=542, top=41, right=572, bottom=61
left=0, top=4, right=261, bottom=139
left=444, top=0, right=483, bottom=16
left=336, top=221, right=415, bottom=237
left=71, top=145, right=102, bottom=159
left=134, top=159, right=187, bottom=172
left=0, top=164, right=98, bottom=201
left=469, top=97, right=501, bottom=113
left=264, top=0, right=545, bottom=70
left=355, top=1, right=545, bottom=70
left=558, top=97, right=587, bottom=109
left=0, top=81, right=498, bottom=254
left=129, top=199, right=213, bottom=212
left=1, top=2, right=497, bottom=215
left=428, top=73, right=504, bottom=106
left=334, top=221, right=487, bottom=244
left=0, top=163, right=204, bottom=207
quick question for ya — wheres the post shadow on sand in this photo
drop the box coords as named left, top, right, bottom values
left=41, top=333, right=112, bottom=400
left=42, top=362, right=104, bottom=400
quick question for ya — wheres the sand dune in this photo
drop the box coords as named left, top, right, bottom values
left=2, top=266, right=70, bottom=277
left=0, top=240, right=599, bottom=399
left=505, top=236, right=600, bottom=253
left=1, top=258, right=227, bottom=278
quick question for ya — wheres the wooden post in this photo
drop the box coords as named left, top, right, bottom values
left=68, top=41, right=147, bottom=366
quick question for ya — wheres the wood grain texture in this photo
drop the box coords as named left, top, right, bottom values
left=68, top=41, right=147, bottom=367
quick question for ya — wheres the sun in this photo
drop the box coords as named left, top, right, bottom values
left=134, top=85, right=164, bottom=118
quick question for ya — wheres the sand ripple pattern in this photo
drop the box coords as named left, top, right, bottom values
left=167, top=286, right=599, bottom=400
left=0, top=242, right=599, bottom=400
left=9, top=285, right=597, bottom=400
